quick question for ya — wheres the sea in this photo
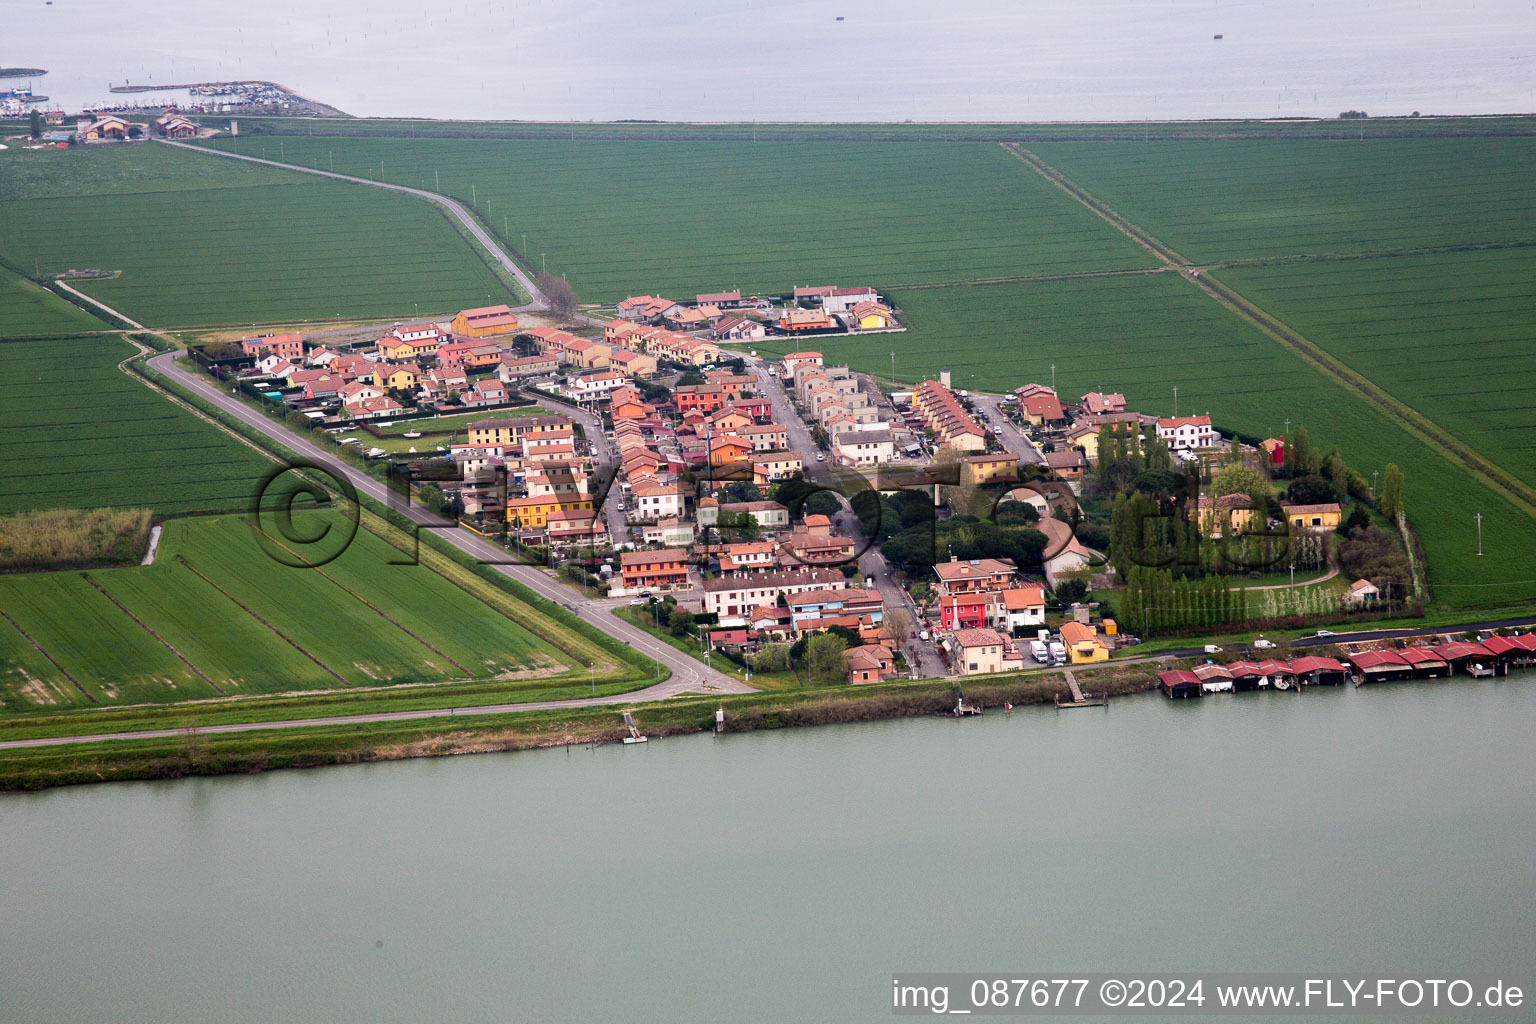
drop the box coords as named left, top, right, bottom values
left=15, top=0, right=1536, bottom=122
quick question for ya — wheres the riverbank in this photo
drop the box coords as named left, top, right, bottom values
left=0, top=664, right=1161, bottom=791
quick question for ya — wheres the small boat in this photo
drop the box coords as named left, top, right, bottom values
left=836, top=15, right=845, bottom=20
left=1274, top=678, right=1291, bottom=691
left=403, top=431, right=421, bottom=438
left=1213, top=33, right=1223, bottom=39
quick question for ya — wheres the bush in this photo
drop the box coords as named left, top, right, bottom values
left=0, top=508, right=153, bottom=571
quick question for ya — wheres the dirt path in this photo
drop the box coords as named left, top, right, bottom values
left=1000, top=142, right=1536, bottom=523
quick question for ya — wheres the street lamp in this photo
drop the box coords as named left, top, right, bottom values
left=589, top=662, right=595, bottom=696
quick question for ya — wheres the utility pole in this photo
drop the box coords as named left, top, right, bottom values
left=472, top=183, right=477, bottom=206
left=890, top=351, right=895, bottom=384
left=435, top=168, right=439, bottom=191
left=1475, top=513, right=1483, bottom=555
left=1050, top=363, right=1056, bottom=392
left=541, top=253, right=546, bottom=273
left=1173, top=385, right=1178, bottom=417
left=329, top=150, right=333, bottom=171
left=522, top=233, right=527, bottom=255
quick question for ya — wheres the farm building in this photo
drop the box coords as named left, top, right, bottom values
left=450, top=304, right=520, bottom=338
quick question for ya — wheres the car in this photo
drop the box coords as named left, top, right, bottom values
left=1252, top=638, right=1276, bottom=650
left=637, top=590, right=652, bottom=599
left=1314, top=629, right=1336, bottom=638
left=1204, top=644, right=1224, bottom=654
left=629, top=598, right=648, bottom=606
left=815, top=453, right=826, bottom=462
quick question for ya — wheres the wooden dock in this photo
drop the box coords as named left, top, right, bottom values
left=1055, top=670, right=1109, bottom=709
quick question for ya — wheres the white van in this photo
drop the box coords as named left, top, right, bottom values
left=1029, top=640, right=1049, bottom=663
left=1048, top=641, right=1066, bottom=664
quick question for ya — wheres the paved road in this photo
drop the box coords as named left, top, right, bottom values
left=970, top=392, right=1043, bottom=466
left=156, top=139, right=547, bottom=312
left=1164, top=615, right=1536, bottom=660
left=6, top=353, right=761, bottom=753
left=528, top=394, right=629, bottom=546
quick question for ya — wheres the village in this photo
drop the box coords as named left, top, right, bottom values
left=209, top=276, right=1446, bottom=693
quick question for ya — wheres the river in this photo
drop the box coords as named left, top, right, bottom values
left=23, top=0, right=1536, bottom=122
left=3, top=677, right=1533, bottom=1022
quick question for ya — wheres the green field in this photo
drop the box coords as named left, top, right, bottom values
left=0, top=335, right=272, bottom=515
left=0, top=511, right=564, bottom=712
left=760, top=274, right=1536, bottom=609
left=1217, top=249, right=1536, bottom=487
left=0, top=266, right=105, bottom=338
left=1023, top=138, right=1536, bottom=263
left=198, top=137, right=1158, bottom=301
left=0, top=143, right=521, bottom=327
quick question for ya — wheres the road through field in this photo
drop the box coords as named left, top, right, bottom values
left=153, top=138, right=546, bottom=312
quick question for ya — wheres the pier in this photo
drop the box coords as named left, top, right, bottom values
left=1056, top=670, right=1109, bottom=708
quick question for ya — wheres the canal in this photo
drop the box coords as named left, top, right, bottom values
left=3, top=678, right=1533, bottom=1022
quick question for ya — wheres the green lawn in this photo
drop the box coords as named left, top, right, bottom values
left=1023, top=138, right=1536, bottom=263
left=1216, top=249, right=1536, bottom=488
left=197, top=137, right=1158, bottom=301
left=0, top=510, right=564, bottom=713
left=0, top=266, right=105, bottom=338
left=0, top=143, right=521, bottom=327
left=0, top=334, right=272, bottom=515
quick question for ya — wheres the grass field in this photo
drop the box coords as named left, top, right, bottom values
left=0, top=266, right=106, bottom=338
left=1216, top=249, right=1536, bottom=488
left=1023, top=138, right=1536, bottom=263
left=0, top=335, right=272, bottom=515
left=760, top=274, right=1536, bottom=609
left=198, top=137, right=1158, bottom=301
left=0, top=143, right=521, bottom=327
left=0, top=510, right=566, bottom=713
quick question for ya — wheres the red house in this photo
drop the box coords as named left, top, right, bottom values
left=939, top=591, right=992, bottom=630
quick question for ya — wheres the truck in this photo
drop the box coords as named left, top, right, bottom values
left=1048, top=641, right=1067, bottom=665
left=1029, top=640, right=1049, bottom=663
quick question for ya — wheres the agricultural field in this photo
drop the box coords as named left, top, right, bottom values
left=760, top=274, right=1536, bottom=609
left=0, top=143, right=521, bottom=327
left=0, top=266, right=105, bottom=338
left=198, top=137, right=1159, bottom=301
left=1217, top=249, right=1536, bottom=488
left=0, top=510, right=566, bottom=713
left=0, top=335, right=272, bottom=516
left=1023, top=138, right=1536, bottom=263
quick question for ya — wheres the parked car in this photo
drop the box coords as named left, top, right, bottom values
left=628, top=598, right=647, bottom=606
left=1204, top=644, right=1224, bottom=654
left=1252, top=638, right=1276, bottom=650
left=1314, top=629, right=1336, bottom=638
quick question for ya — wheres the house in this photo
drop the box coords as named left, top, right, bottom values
left=949, top=628, right=1014, bottom=676
left=713, top=316, right=767, bottom=342
left=1158, top=670, right=1204, bottom=699
left=846, top=645, right=896, bottom=684
left=566, top=369, right=629, bottom=402
left=337, top=381, right=385, bottom=405
left=961, top=454, right=1019, bottom=487
left=546, top=509, right=602, bottom=548
left=674, top=384, right=727, bottom=414
left=505, top=494, right=594, bottom=530
left=607, top=349, right=657, bottom=378
left=1261, top=438, right=1286, bottom=467
left=1058, top=620, right=1109, bottom=664
left=1344, top=578, right=1381, bottom=606
left=609, top=387, right=651, bottom=421
left=619, top=549, right=692, bottom=590
left=1043, top=449, right=1086, bottom=480
left=343, top=394, right=404, bottom=420
left=1013, top=384, right=1067, bottom=426
left=736, top=423, right=788, bottom=452
left=1035, top=516, right=1094, bottom=586
left=1157, top=414, right=1218, bottom=451
left=240, top=332, right=305, bottom=361
left=563, top=338, right=613, bottom=370
left=372, top=363, right=421, bottom=391
left=778, top=308, right=835, bottom=332
left=499, top=354, right=561, bottom=381
left=939, top=591, right=993, bottom=631
left=701, top=568, right=847, bottom=620
left=714, top=541, right=779, bottom=574
left=450, top=304, right=519, bottom=338
left=719, top=500, right=789, bottom=530
left=630, top=480, right=688, bottom=520
left=617, top=296, right=685, bottom=322
left=1282, top=502, right=1342, bottom=530
left=1196, top=493, right=1258, bottom=537
left=79, top=116, right=128, bottom=140
left=641, top=518, right=696, bottom=548
left=999, top=585, right=1046, bottom=629
left=846, top=300, right=895, bottom=330
left=463, top=344, right=503, bottom=371
left=377, top=334, right=440, bottom=361
left=695, top=290, right=743, bottom=307
left=753, top=453, right=803, bottom=484
left=467, top=415, right=573, bottom=449
left=704, top=372, right=756, bottom=397
left=910, top=379, right=987, bottom=451
left=833, top=429, right=896, bottom=467
left=665, top=307, right=711, bottom=330
left=708, top=436, right=753, bottom=467
left=934, top=558, right=1017, bottom=595
left=778, top=352, right=824, bottom=381
left=708, top=407, right=754, bottom=435
left=153, top=114, right=198, bottom=138
left=1079, top=392, right=1127, bottom=416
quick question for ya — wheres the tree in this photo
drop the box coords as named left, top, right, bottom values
left=535, top=272, right=579, bottom=319
left=29, top=109, right=43, bottom=140
left=885, top=607, right=913, bottom=641
left=1286, top=426, right=1313, bottom=476
left=1378, top=463, right=1404, bottom=520
left=127, top=125, right=143, bottom=139
left=1338, top=503, right=1371, bottom=536
left=667, top=606, right=695, bottom=637
left=677, top=369, right=705, bottom=387
left=804, top=490, right=841, bottom=518
left=1055, top=578, right=1088, bottom=605
left=750, top=642, right=790, bottom=673
left=804, top=633, right=849, bottom=685
left=418, top=482, right=445, bottom=514
left=1210, top=463, right=1269, bottom=506
left=1286, top=474, right=1336, bottom=505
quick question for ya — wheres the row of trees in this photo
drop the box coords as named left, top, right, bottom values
left=1117, top=564, right=1251, bottom=637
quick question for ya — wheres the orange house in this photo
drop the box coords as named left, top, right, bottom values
left=620, top=548, right=691, bottom=589
left=505, top=494, right=593, bottom=529
left=709, top=436, right=753, bottom=467
left=675, top=385, right=726, bottom=414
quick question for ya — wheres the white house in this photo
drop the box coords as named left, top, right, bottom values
left=630, top=480, right=687, bottom=520
left=833, top=428, right=897, bottom=467
left=1157, top=414, right=1218, bottom=451
left=1000, top=585, right=1047, bottom=630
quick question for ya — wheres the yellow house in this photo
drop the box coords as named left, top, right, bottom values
left=1196, top=493, right=1258, bottom=537
left=505, top=494, right=594, bottom=529
left=753, top=453, right=803, bottom=485
left=1064, top=425, right=1101, bottom=462
left=848, top=301, right=895, bottom=330
left=1059, top=621, right=1109, bottom=664
left=961, top=453, right=1019, bottom=487
left=372, top=365, right=419, bottom=390
left=608, top=349, right=657, bottom=378
left=377, top=338, right=436, bottom=361
left=1281, top=502, right=1342, bottom=530
left=450, top=305, right=519, bottom=338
